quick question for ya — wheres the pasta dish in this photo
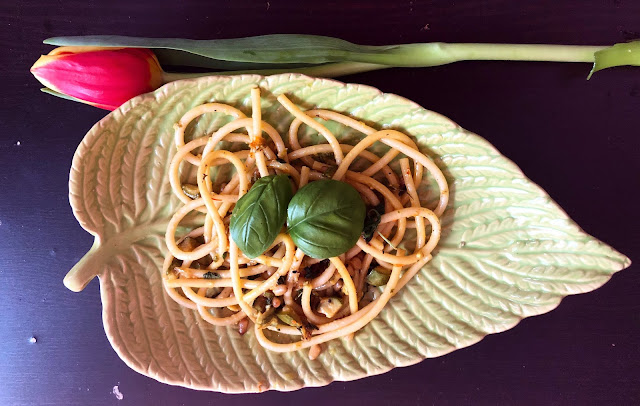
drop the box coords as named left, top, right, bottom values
left=163, top=87, right=448, bottom=360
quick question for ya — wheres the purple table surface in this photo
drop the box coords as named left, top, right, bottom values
left=1, top=1, right=639, bottom=405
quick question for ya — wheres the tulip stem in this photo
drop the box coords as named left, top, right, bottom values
left=160, top=44, right=616, bottom=84
left=161, top=71, right=214, bottom=82
left=161, top=62, right=387, bottom=83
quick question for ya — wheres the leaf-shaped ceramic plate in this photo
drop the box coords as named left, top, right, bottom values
left=64, top=74, right=630, bottom=393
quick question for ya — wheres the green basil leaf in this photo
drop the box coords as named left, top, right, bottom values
left=287, top=180, right=365, bottom=259
left=230, top=175, right=293, bottom=259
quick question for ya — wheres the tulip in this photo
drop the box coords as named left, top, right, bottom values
left=30, top=46, right=164, bottom=110
left=33, top=35, right=640, bottom=110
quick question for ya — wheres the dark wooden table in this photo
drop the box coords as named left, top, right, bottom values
left=2, top=1, right=639, bottom=405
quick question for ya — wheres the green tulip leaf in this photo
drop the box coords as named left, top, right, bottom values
left=588, top=41, right=640, bottom=79
left=44, top=34, right=390, bottom=66
left=40, top=87, right=87, bottom=104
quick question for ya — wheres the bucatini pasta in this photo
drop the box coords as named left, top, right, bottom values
left=163, top=87, right=448, bottom=360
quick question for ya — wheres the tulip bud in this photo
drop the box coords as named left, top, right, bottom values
left=31, top=46, right=164, bottom=110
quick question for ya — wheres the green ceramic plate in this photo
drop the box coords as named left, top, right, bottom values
left=64, top=74, right=630, bottom=393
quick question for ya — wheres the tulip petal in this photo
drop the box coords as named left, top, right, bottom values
left=40, top=87, right=117, bottom=110
left=31, top=48, right=163, bottom=110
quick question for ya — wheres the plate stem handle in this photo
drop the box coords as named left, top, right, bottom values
left=64, top=237, right=103, bottom=292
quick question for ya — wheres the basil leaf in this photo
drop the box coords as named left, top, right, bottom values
left=230, top=175, right=293, bottom=259
left=287, top=180, right=365, bottom=259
